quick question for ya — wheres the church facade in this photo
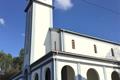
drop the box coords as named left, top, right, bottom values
left=11, top=0, right=120, bottom=80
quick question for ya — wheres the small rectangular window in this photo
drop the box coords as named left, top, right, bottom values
left=111, top=48, right=114, bottom=57
left=54, top=41, right=56, bottom=50
left=94, top=45, right=97, bottom=53
left=72, top=40, right=75, bottom=49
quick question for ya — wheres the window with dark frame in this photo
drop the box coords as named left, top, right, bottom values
left=94, top=45, right=97, bottom=53
left=111, top=48, right=114, bottom=57
left=24, top=69, right=28, bottom=80
left=61, top=65, right=75, bottom=80
left=72, top=40, right=75, bottom=49
left=87, top=68, right=99, bottom=80
left=111, top=71, right=120, bottom=80
left=45, top=68, right=51, bottom=80
left=34, top=73, right=39, bottom=80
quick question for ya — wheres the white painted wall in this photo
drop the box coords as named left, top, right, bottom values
left=30, top=1, right=53, bottom=64
left=63, top=32, right=120, bottom=60
left=55, top=55, right=118, bottom=67
left=56, top=61, right=78, bottom=80
left=55, top=55, right=120, bottom=80
left=51, top=30, right=60, bottom=51
left=80, top=64, right=105, bottom=80
left=105, top=67, right=120, bottom=80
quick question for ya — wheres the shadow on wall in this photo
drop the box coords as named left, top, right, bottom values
left=76, top=74, right=87, bottom=80
left=114, top=47, right=120, bottom=60
left=44, top=30, right=51, bottom=54
left=106, top=50, right=114, bottom=60
left=106, top=47, right=120, bottom=61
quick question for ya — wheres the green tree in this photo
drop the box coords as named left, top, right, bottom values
left=0, top=48, right=25, bottom=80
left=13, top=48, right=24, bottom=70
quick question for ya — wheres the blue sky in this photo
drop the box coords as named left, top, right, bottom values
left=0, top=0, right=120, bottom=57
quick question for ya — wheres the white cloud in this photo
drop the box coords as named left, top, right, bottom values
left=0, top=18, right=5, bottom=25
left=21, top=33, right=25, bottom=37
left=55, top=0, right=73, bottom=10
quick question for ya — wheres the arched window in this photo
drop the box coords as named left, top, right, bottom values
left=34, top=73, right=39, bottom=80
left=87, top=68, right=99, bottom=80
left=111, top=71, right=120, bottom=80
left=24, top=69, right=28, bottom=80
left=61, top=65, right=75, bottom=80
left=45, top=68, right=51, bottom=80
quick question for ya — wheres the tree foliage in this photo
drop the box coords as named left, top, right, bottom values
left=0, top=48, right=24, bottom=80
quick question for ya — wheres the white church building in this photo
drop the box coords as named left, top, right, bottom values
left=11, top=0, right=120, bottom=80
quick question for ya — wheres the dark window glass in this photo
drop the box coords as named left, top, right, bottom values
left=111, top=48, right=114, bottom=57
left=61, top=65, right=75, bottom=80
left=24, top=70, right=28, bottom=80
left=34, top=73, right=39, bottom=80
left=111, top=71, right=120, bottom=80
left=45, top=68, right=51, bottom=80
left=72, top=40, right=75, bottom=49
left=87, top=68, right=99, bottom=80
left=94, top=45, right=97, bottom=53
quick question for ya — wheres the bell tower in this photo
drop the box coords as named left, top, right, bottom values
left=24, top=0, right=53, bottom=67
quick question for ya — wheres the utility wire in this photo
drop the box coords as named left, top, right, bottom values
left=81, top=0, right=120, bottom=15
